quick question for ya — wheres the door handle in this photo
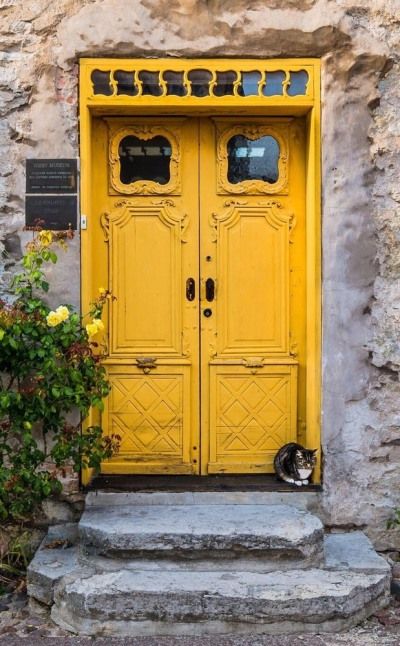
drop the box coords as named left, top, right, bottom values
left=186, top=277, right=196, bottom=301
left=205, top=278, right=215, bottom=302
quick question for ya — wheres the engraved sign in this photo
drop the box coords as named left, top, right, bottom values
left=25, top=158, right=78, bottom=230
left=26, top=159, right=77, bottom=194
left=25, top=195, right=77, bottom=230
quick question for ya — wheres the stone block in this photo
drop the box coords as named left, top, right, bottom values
left=27, top=523, right=79, bottom=606
left=51, top=566, right=390, bottom=636
left=324, top=531, right=391, bottom=574
left=79, top=503, right=324, bottom=561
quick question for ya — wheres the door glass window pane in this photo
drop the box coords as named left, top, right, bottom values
left=263, top=71, right=285, bottom=96
left=227, top=134, right=280, bottom=184
left=214, top=71, right=238, bottom=97
left=287, top=70, right=309, bottom=96
left=188, top=70, right=213, bottom=97
left=115, top=70, right=138, bottom=96
left=119, top=135, right=172, bottom=185
left=138, top=71, right=162, bottom=96
left=238, top=71, right=262, bottom=96
left=164, top=71, right=187, bottom=96
left=91, top=70, right=112, bottom=95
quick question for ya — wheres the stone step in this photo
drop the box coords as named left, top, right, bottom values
left=79, top=503, right=324, bottom=562
left=51, top=563, right=390, bottom=636
left=28, top=522, right=391, bottom=636
left=84, top=490, right=321, bottom=513
left=28, top=527, right=390, bottom=611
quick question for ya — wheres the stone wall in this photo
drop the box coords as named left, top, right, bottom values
left=0, top=0, right=399, bottom=549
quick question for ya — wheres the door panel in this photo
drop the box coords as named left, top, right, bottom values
left=108, top=200, right=186, bottom=355
left=200, top=118, right=305, bottom=474
left=92, top=115, right=305, bottom=475
left=102, top=365, right=193, bottom=474
left=212, top=201, right=292, bottom=355
left=208, top=364, right=298, bottom=473
left=92, top=117, right=200, bottom=474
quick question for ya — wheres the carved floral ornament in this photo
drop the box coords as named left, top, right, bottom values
left=109, top=125, right=181, bottom=195
left=216, top=125, right=289, bottom=195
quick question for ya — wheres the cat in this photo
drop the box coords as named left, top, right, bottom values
left=274, top=443, right=317, bottom=487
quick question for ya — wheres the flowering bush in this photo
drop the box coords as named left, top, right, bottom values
left=0, top=230, right=119, bottom=521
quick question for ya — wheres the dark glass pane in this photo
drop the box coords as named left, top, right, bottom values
left=188, top=69, right=212, bottom=97
left=287, top=70, right=309, bottom=96
left=238, top=71, right=262, bottom=96
left=227, top=135, right=280, bottom=184
left=138, top=71, right=162, bottom=96
left=213, top=71, right=238, bottom=97
left=163, top=71, right=187, bottom=96
left=114, top=70, right=138, bottom=96
left=119, top=135, right=172, bottom=185
left=263, top=71, right=285, bottom=96
left=91, top=70, right=112, bottom=96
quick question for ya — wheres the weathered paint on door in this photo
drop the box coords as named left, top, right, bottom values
left=91, top=116, right=306, bottom=475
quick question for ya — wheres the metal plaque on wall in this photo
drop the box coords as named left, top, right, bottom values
left=26, top=159, right=77, bottom=194
left=25, top=195, right=77, bottom=230
left=25, top=158, right=78, bottom=230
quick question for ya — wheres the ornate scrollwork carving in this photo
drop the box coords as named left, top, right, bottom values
left=100, top=211, right=110, bottom=242
left=108, top=125, right=181, bottom=196
left=136, top=357, right=157, bottom=374
left=242, top=357, right=265, bottom=374
left=216, top=124, right=289, bottom=195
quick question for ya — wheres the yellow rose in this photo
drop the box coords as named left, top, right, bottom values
left=38, top=230, right=53, bottom=247
left=46, top=311, right=62, bottom=327
left=92, top=318, right=104, bottom=332
left=55, top=305, right=69, bottom=322
left=86, top=322, right=99, bottom=338
left=98, top=287, right=106, bottom=296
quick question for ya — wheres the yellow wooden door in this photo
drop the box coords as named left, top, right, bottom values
left=93, top=116, right=305, bottom=475
left=200, top=118, right=306, bottom=474
left=93, top=117, right=200, bottom=474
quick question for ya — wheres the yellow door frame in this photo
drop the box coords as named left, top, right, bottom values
left=79, top=58, right=321, bottom=484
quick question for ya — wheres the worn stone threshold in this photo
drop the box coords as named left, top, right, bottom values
left=87, top=474, right=322, bottom=493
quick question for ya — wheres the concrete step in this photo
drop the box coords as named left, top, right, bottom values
left=28, top=519, right=391, bottom=636
left=79, top=503, right=324, bottom=562
left=51, top=563, right=390, bottom=636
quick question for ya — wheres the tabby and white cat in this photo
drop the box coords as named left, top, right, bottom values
left=274, top=443, right=317, bottom=486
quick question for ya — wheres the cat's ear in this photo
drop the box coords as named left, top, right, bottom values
left=312, top=449, right=318, bottom=454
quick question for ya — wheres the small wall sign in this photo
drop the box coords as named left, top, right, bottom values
left=25, top=158, right=78, bottom=230
left=25, top=195, right=78, bottom=231
left=26, top=159, right=77, bottom=194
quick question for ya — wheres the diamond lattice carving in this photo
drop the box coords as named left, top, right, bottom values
left=109, top=376, right=183, bottom=456
left=216, top=374, right=291, bottom=457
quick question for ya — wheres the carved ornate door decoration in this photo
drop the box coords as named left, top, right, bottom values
left=216, top=124, right=289, bottom=195
left=80, top=58, right=321, bottom=481
left=108, top=123, right=182, bottom=195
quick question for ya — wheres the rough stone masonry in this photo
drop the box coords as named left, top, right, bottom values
left=0, top=0, right=399, bottom=550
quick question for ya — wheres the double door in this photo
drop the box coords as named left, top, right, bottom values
left=91, top=116, right=306, bottom=474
